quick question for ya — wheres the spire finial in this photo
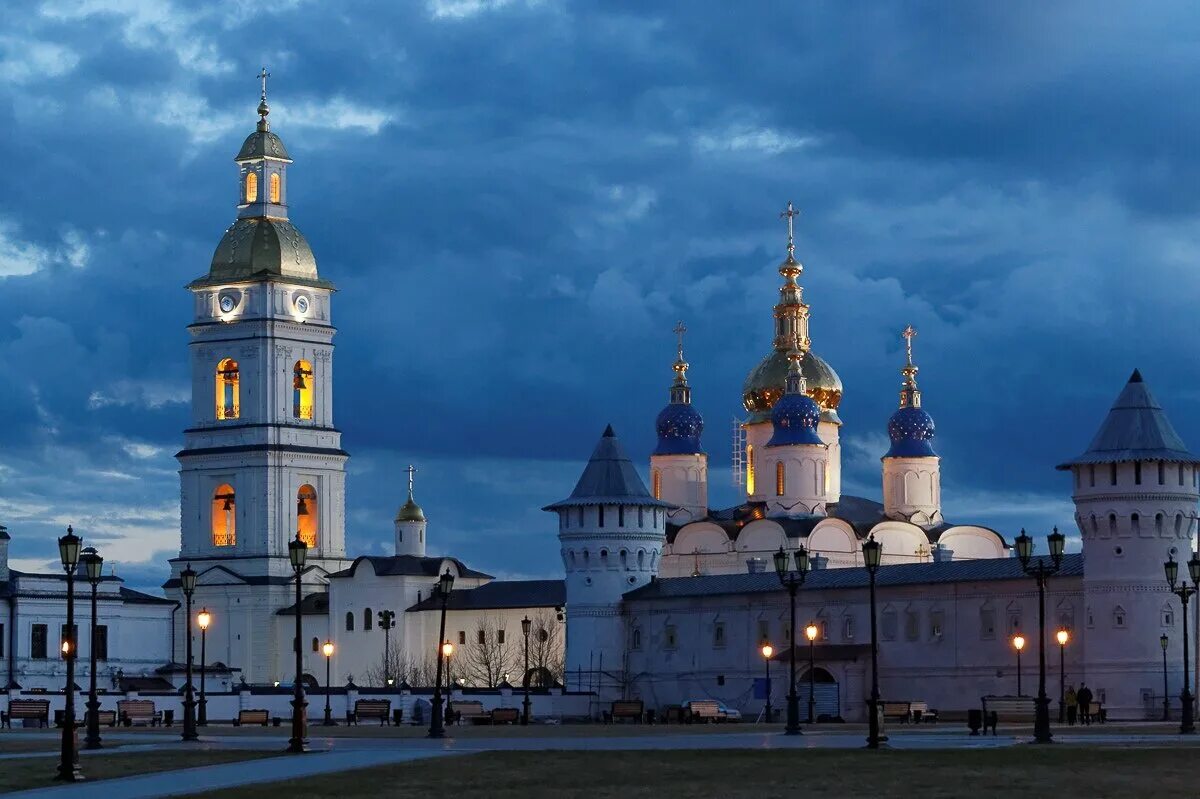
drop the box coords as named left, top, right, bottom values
left=406, top=464, right=417, bottom=501
left=771, top=201, right=810, bottom=352
left=256, top=67, right=271, bottom=131
left=674, top=320, right=687, bottom=362
left=779, top=201, right=800, bottom=260
left=669, top=321, right=692, bottom=403
left=899, top=324, right=921, bottom=409
left=784, top=336, right=807, bottom=396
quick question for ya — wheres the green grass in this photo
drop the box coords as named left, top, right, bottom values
left=0, top=750, right=272, bottom=793
left=186, top=747, right=1198, bottom=799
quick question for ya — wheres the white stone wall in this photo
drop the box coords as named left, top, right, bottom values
left=650, top=453, right=708, bottom=524
left=882, top=456, right=942, bottom=525
left=760, top=444, right=829, bottom=517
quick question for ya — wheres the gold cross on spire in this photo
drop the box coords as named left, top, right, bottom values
left=779, top=201, right=800, bottom=258
left=406, top=464, right=417, bottom=498
left=902, top=324, right=917, bottom=366
left=673, top=320, right=687, bottom=360
left=258, top=67, right=270, bottom=102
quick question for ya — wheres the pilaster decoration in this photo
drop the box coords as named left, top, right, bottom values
left=313, top=349, right=332, bottom=363
left=275, top=344, right=293, bottom=359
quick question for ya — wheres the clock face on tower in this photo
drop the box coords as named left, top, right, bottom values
left=294, top=294, right=310, bottom=316
left=219, top=294, right=236, bottom=313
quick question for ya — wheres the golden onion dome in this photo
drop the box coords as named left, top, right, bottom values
left=743, top=348, right=843, bottom=425
left=395, top=497, right=426, bottom=523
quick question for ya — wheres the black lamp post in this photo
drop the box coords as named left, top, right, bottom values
left=1014, top=526, right=1065, bottom=744
left=55, top=526, right=83, bottom=782
left=760, top=643, right=774, bottom=723
left=442, top=641, right=454, bottom=723
left=1012, top=634, right=1026, bottom=696
left=377, top=610, right=396, bottom=685
left=804, top=622, right=819, bottom=723
left=1163, top=551, right=1199, bottom=735
left=520, top=615, right=532, bottom=726
left=773, top=545, right=810, bottom=736
left=197, top=608, right=210, bottom=726
left=81, top=546, right=104, bottom=750
left=862, top=535, right=886, bottom=749
left=1055, top=629, right=1069, bottom=723
left=1160, top=634, right=1170, bottom=723
left=180, top=564, right=199, bottom=742
left=322, top=641, right=336, bottom=726
left=429, top=568, right=455, bottom=739
left=287, top=534, right=310, bottom=753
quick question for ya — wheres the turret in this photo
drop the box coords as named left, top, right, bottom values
left=547, top=425, right=668, bottom=695
left=881, top=326, right=942, bottom=526
left=761, top=346, right=829, bottom=517
left=395, top=465, right=427, bottom=557
left=650, top=322, right=708, bottom=523
left=0, top=523, right=9, bottom=583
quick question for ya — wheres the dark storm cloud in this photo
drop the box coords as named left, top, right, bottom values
left=2, top=0, right=1199, bottom=589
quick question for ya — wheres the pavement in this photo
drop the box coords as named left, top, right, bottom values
left=4, top=726, right=1200, bottom=799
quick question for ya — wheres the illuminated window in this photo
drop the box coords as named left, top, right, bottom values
left=269, top=173, right=281, bottom=203
left=776, top=461, right=785, bottom=496
left=746, top=444, right=755, bottom=495
left=297, top=484, right=318, bottom=548
left=211, top=484, right=236, bottom=546
left=293, top=360, right=314, bottom=420
left=216, top=359, right=240, bottom=420
left=244, top=171, right=258, bottom=203
left=652, top=470, right=661, bottom=500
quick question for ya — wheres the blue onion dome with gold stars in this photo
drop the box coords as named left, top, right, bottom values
left=885, top=325, right=937, bottom=458
left=767, top=348, right=824, bottom=447
left=654, top=322, right=705, bottom=455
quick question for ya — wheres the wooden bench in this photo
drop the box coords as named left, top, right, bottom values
left=86, top=709, right=118, bottom=728
left=452, top=701, right=490, bottom=725
left=881, top=701, right=914, bottom=723
left=233, top=709, right=269, bottom=727
left=980, top=696, right=1037, bottom=734
left=610, top=700, right=644, bottom=723
left=2, top=699, right=50, bottom=728
left=117, top=699, right=162, bottom=727
left=686, top=700, right=725, bottom=723
left=489, top=707, right=520, bottom=725
left=351, top=699, right=392, bottom=726
left=909, top=702, right=939, bottom=724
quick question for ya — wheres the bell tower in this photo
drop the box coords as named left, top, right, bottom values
left=167, top=73, right=350, bottom=682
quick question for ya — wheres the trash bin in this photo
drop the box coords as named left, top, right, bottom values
left=967, top=708, right=982, bottom=736
left=163, top=709, right=175, bottom=727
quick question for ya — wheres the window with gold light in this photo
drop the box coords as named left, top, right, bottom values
left=293, top=360, right=314, bottom=420
left=652, top=469, right=661, bottom=500
left=215, top=358, right=240, bottom=420
left=776, top=461, right=785, bottom=496
left=211, top=484, right=236, bottom=546
left=244, top=171, right=258, bottom=203
left=296, top=484, right=318, bottom=548
left=269, top=173, right=281, bottom=203
left=746, top=444, right=756, bottom=495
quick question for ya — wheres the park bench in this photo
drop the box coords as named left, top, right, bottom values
left=351, top=699, right=392, bottom=726
left=117, top=699, right=162, bottom=727
left=686, top=700, right=725, bottom=723
left=489, top=707, right=520, bottom=725
left=86, top=709, right=118, bottom=728
left=881, top=701, right=914, bottom=723
left=980, top=695, right=1037, bottom=735
left=909, top=702, right=938, bottom=724
left=609, top=699, right=645, bottom=723
left=452, top=701, right=490, bottom=725
left=233, top=709, right=269, bottom=727
left=2, top=699, right=50, bottom=728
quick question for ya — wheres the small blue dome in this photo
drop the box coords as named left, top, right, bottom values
left=886, top=405, right=937, bottom=457
left=766, top=392, right=823, bottom=447
left=654, top=402, right=705, bottom=455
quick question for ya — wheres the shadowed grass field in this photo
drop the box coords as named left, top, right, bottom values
left=0, top=750, right=272, bottom=794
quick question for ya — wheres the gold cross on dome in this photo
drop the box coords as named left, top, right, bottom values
left=673, top=320, right=687, bottom=359
left=779, top=201, right=801, bottom=256
left=258, top=67, right=270, bottom=101
left=406, top=464, right=417, bottom=496
left=902, top=324, right=917, bottom=366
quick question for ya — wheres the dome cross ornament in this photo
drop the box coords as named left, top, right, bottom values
left=256, top=67, right=271, bottom=129
left=779, top=201, right=801, bottom=260
left=899, top=324, right=921, bottom=409
left=406, top=464, right=417, bottom=500
left=672, top=321, right=690, bottom=389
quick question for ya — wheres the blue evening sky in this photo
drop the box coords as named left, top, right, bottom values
left=3, top=1, right=1200, bottom=591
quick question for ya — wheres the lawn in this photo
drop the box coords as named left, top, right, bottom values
left=186, top=747, right=1196, bottom=799
left=0, top=750, right=272, bottom=794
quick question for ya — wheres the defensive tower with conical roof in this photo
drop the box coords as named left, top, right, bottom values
left=881, top=326, right=942, bottom=526
left=650, top=322, right=708, bottom=523
left=1058, top=369, right=1200, bottom=716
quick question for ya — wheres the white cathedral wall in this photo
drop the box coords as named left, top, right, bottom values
left=807, top=519, right=860, bottom=567
left=936, top=527, right=1007, bottom=560
left=817, top=420, right=842, bottom=504
left=881, top=457, right=941, bottom=523
left=650, top=454, right=708, bottom=524
left=661, top=523, right=733, bottom=578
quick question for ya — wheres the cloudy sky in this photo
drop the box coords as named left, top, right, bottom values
left=3, top=1, right=1200, bottom=591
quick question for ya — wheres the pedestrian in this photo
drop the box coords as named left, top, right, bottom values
left=1065, top=684, right=1077, bottom=726
left=1076, top=683, right=1093, bottom=726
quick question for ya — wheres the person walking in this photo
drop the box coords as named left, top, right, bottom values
left=1076, top=683, right=1093, bottom=726
left=1065, top=684, right=1077, bottom=726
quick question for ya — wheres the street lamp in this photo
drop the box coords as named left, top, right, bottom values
left=1014, top=526, right=1065, bottom=744
left=760, top=643, right=774, bottom=723
left=520, top=615, right=532, bottom=726
left=862, top=534, right=886, bottom=749
left=773, top=545, right=810, bottom=735
left=287, top=534, right=310, bottom=753
left=804, top=622, right=819, bottom=723
left=179, top=564, right=200, bottom=742
left=197, top=609, right=211, bottom=727
left=429, top=568, right=455, bottom=739
left=1012, top=634, right=1026, bottom=696
left=442, top=640, right=454, bottom=723
left=1164, top=551, right=1200, bottom=734
left=322, top=641, right=336, bottom=726
left=55, top=526, right=83, bottom=782
left=80, top=546, right=104, bottom=751
left=1160, top=634, right=1170, bottom=723
left=1055, top=629, right=1069, bottom=723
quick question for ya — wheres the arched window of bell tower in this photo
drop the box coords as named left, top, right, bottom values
left=211, top=484, right=236, bottom=547
left=244, top=171, right=258, bottom=203
left=269, top=173, right=281, bottom=203
left=216, top=359, right=240, bottom=420
left=293, top=360, right=314, bottom=420
left=297, top=484, right=318, bottom=548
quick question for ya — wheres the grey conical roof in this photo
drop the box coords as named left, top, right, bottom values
left=543, top=425, right=670, bottom=509
left=1057, top=370, right=1199, bottom=469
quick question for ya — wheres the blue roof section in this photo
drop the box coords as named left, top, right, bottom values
left=885, top=406, right=937, bottom=458
left=545, top=425, right=670, bottom=510
left=653, top=402, right=705, bottom=455
left=1057, top=370, right=1199, bottom=469
left=624, top=553, right=1082, bottom=601
left=766, top=392, right=824, bottom=447
left=407, top=579, right=565, bottom=612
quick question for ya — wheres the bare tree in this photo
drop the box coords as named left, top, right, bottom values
left=527, top=608, right=565, bottom=686
left=461, top=614, right=518, bottom=687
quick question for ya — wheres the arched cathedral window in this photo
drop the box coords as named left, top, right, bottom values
left=244, top=171, right=258, bottom=203
left=652, top=470, right=661, bottom=500
left=216, top=359, right=240, bottom=420
left=211, top=484, right=236, bottom=547
left=776, top=461, right=786, bottom=496
left=746, top=444, right=756, bottom=495
left=345, top=612, right=354, bottom=631
left=297, top=484, right=318, bottom=548
left=364, top=608, right=373, bottom=630
left=269, top=173, right=281, bottom=203
left=293, top=360, right=313, bottom=420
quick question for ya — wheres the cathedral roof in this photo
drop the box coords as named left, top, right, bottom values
left=406, top=579, right=565, bottom=612
left=330, top=555, right=492, bottom=580
left=743, top=348, right=842, bottom=425
left=236, top=128, right=291, bottom=161
left=196, top=217, right=324, bottom=287
left=1056, top=370, right=1200, bottom=469
left=543, top=425, right=671, bottom=510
